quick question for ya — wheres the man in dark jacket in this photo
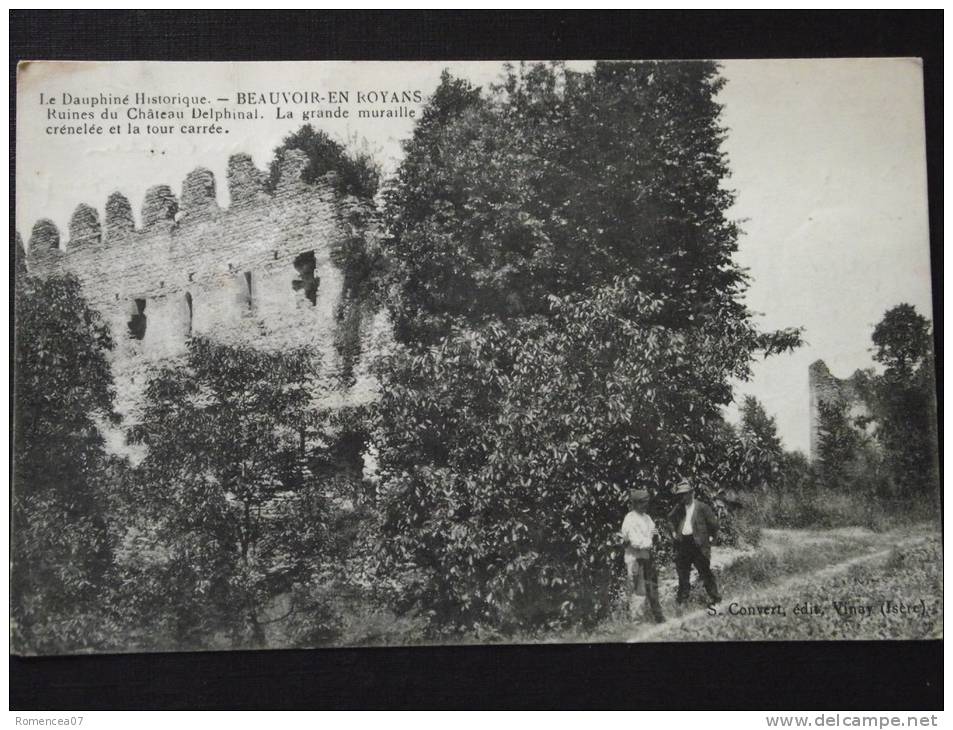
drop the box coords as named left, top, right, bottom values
left=667, top=480, right=722, bottom=608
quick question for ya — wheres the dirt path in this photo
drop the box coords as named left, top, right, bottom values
left=628, top=531, right=929, bottom=642
left=652, top=527, right=875, bottom=598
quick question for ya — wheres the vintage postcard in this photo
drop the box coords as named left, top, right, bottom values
left=13, top=59, right=940, bottom=655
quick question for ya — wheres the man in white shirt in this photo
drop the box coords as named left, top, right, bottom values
left=681, top=498, right=696, bottom=536
left=619, top=488, right=665, bottom=623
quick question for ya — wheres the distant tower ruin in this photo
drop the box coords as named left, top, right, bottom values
left=808, top=359, right=871, bottom=461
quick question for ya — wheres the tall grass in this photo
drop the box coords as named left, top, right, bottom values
left=751, top=485, right=938, bottom=532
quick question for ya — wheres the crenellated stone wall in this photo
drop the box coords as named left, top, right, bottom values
left=20, top=149, right=390, bottom=426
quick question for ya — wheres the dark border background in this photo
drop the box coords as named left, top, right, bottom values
left=9, top=10, right=943, bottom=710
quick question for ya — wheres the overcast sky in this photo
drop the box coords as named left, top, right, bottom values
left=16, top=59, right=933, bottom=453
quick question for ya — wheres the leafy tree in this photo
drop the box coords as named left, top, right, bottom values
left=777, top=449, right=813, bottom=495
left=871, top=303, right=932, bottom=378
left=377, top=279, right=796, bottom=630
left=125, top=337, right=349, bottom=649
left=331, top=200, right=389, bottom=386
left=863, top=304, right=938, bottom=496
left=814, top=399, right=867, bottom=491
left=386, top=63, right=748, bottom=344
left=737, top=395, right=784, bottom=489
left=12, top=273, right=121, bottom=653
left=266, top=123, right=380, bottom=199
left=739, top=396, right=782, bottom=455
left=375, top=62, right=801, bottom=632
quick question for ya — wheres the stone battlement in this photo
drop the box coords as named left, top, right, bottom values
left=19, top=149, right=388, bottom=423
left=25, top=150, right=337, bottom=308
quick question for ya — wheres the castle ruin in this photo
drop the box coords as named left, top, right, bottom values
left=807, top=359, right=872, bottom=461
left=23, top=153, right=883, bottom=473
left=19, top=149, right=389, bottom=431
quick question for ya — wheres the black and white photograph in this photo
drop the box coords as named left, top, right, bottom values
left=12, top=51, right=940, bottom=662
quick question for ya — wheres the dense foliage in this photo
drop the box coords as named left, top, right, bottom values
left=12, top=274, right=121, bottom=653
left=759, top=303, right=938, bottom=531
left=375, top=62, right=801, bottom=632
left=11, top=62, right=938, bottom=652
left=813, top=303, right=937, bottom=499
left=738, top=396, right=783, bottom=476
left=705, top=396, right=786, bottom=498
left=814, top=399, right=873, bottom=492
left=266, top=123, right=381, bottom=199
left=384, top=63, right=755, bottom=345
left=863, top=304, right=939, bottom=496
left=15, top=67, right=936, bottom=650
left=125, top=338, right=353, bottom=648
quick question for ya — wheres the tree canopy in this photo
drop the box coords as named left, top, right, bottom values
left=374, top=62, right=801, bottom=631
left=872, top=302, right=933, bottom=378
left=12, top=273, right=121, bottom=653
left=125, top=337, right=349, bottom=648
left=383, top=63, right=760, bottom=346
left=266, top=123, right=381, bottom=199
left=864, top=304, right=938, bottom=496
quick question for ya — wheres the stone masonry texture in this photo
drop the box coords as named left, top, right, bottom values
left=21, top=149, right=390, bottom=430
left=808, top=359, right=871, bottom=461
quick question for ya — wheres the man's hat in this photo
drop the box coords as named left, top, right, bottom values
left=673, top=480, right=693, bottom=495
left=628, top=488, right=650, bottom=503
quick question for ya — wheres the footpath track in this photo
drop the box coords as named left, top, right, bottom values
left=628, top=531, right=930, bottom=642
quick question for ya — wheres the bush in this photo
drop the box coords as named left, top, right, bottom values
left=724, top=551, right=781, bottom=586
left=122, top=338, right=354, bottom=650
left=728, top=507, right=763, bottom=547
left=266, top=124, right=381, bottom=199
left=754, top=485, right=914, bottom=533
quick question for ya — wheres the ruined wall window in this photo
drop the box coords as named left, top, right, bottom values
left=128, top=298, right=147, bottom=340
left=237, top=271, right=254, bottom=312
left=292, top=250, right=319, bottom=306
left=184, top=292, right=193, bottom=337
